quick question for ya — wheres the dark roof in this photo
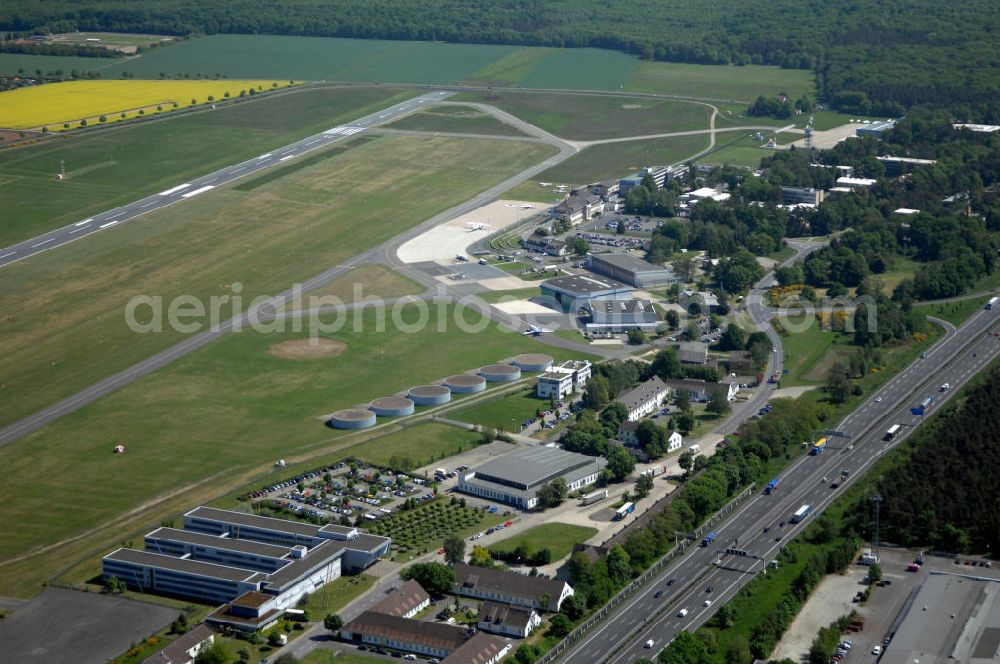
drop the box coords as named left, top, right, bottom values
left=104, top=548, right=260, bottom=583
left=145, top=527, right=293, bottom=559
left=453, top=563, right=567, bottom=604
left=442, top=632, right=512, bottom=664
left=589, top=252, right=667, bottom=275
left=185, top=506, right=320, bottom=538
left=478, top=601, right=535, bottom=630
left=150, top=624, right=214, bottom=664
left=616, top=376, right=668, bottom=411
left=661, top=377, right=726, bottom=395
left=343, top=611, right=470, bottom=652
left=678, top=342, right=708, bottom=363
left=371, top=580, right=430, bottom=617
left=541, top=273, right=633, bottom=296
left=571, top=543, right=609, bottom=564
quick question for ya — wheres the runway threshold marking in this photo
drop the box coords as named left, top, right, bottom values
left=31, top=238, right=54, bottom=248
left=181, top=185, right=215, bottom=198
left=99, top=219, right=123, bottom=229
left=158, top=183, right=191, bottom=196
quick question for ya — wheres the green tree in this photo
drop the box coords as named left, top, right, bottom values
left=651, top=347, right=683, bottom=379
left=665, top=309, right=680, bottom=330
left=718, top=324, right=747, bottom=351
left=678, top=450, right=695, bottom=473
left=400, top=562, right=455, bottom=595
left=607, top=544, right=632, bottom=584
left=443, top=535, right=466, bottom=564
left=635, top=472, right=654, bottom=499
left=547, top=612, right=573, bottom=637
left=469, top=545, right=494, bottom=567
left=676, top=411, right=695, bottom=435
left=273, top=655, right=301, bottom=664
left=683, top=321, right=701, bottom=341
left=867, top=561, right=882, bottom=583
left=627, top=329, right=648, bottom=345
left=537, top=477, right=569, bottom=508
left=194, top=642, right=230, bottom=664
left=323, top=613, right=343, bottom=633
left=658, top=629, right=709, bottom=663
left=568, top=237, right=590, bottom=256
left=707, top=388, right=731, bottom=417
left=825, top=362, right=851, bottom=404
left=600, top=401, right=629, bottom=431
left=104, top=575, right=126, bottom=594
left=605, top=445, right=635, bottom=482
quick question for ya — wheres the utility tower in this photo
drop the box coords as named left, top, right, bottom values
left=870, top=493, right=883, bottom=558
left=804, top=116, right=815, bottom=151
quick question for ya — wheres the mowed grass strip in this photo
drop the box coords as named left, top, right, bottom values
left=463, top=47, right=555, bottom=86
left=0, top=304, right=582, bottom=597
left=454, top=91, right=711, bottom=140
left=454, top=389, right=548, bottom=432
left=0, top=134, right=556, bottom=431
left=287, top=263, right=424, bottom=307
left=625, top=60, right=816, bottom=102
left=491, top=523, right=598, bottom=562
left=535, top=133, right=710, bottom=185
left=0, top=79, right=298, bottom=130
left=385, top=106, right=529, bottom=137
left=344, top=422, right=483, bottom=471
left=0, top=85, right=417, bottom=245
left=232, top=136, right=376, bottom=191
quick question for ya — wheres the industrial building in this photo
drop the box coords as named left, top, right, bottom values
left=585, top=298, right=660, bottom=333
left=855, top=119, right=896, bottom=136
left=617, top=376, right=669, bottom=422
left=457, top=446, right=606, bottom=509
left=537, top=360, right=592, bottom=398
left=876, top=155, right=937, bottom=176
left=453, top=563, right=574, bottom=611
left=586, top=253, right=675, bottom=288
left=678, top=289, right=720, bottom=313
left=540, top=273, right=634, bottom=312
left=103, top=507, right=390, bottom=607
left=879, top=572, right=1000, bottom=664
left=477, top=601, right=541, bottom=638
left=781, top=186, right=825, bottom=206
left=836, top=176, right=878, bottom=189
left=551, top=191, right=605, bottom=224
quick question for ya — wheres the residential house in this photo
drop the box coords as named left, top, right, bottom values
left=453, top=563, right=573, bottom=611
left=616, top=376, right=669, bottom=422
left=147, top=624, right=215, bottom=664
left=477, top=601, right=541, bottom=638
left=370, top=579, right=431, bottom=619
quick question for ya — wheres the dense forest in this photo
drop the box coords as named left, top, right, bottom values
left=3, top=0, right=1000, bottom=117
left=847, top=365, right=1000, bottom=556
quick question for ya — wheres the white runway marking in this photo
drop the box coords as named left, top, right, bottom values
left=141, top=200, right=157, bottom=208
left=181, top=185, right=215, bottom=198
left=258, top=153, right=272, bottom=159
left=279, top=155, right=295, bottom=162
left=75, top=219, right=93, bottom=226
left=0, top=251, right=15, bottom=259
left=31, top=238, right=54, bottom=248
left=99, top=219, right=123, bottom=229
left=69, top=226, right=88, bottom=234
left=157, top=183, right=191, bottom=196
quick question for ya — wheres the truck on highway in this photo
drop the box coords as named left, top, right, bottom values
left=884, top=424, right=901, bottom=441
left=765, top=478, right=781, bottom=494
left=791, top=504, right=812, bottom=523
left=580, top=489, right=608, bottom=506
left=920, top=396, right=934, bottom=410
left=986, top=296, right=999, bottom=310
left=809, top=437, right=827, bottom=456
left=614, top=502, right=635, bottom=520
left=702, top=531, right=717, bottom=546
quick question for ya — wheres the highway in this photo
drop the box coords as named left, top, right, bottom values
left=0, top=90, right=452, bottom=269
left=559, top=305, right=1000, bottom=664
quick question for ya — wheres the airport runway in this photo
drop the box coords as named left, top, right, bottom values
left=0, top=90, right=453, bottom=269
left=558, top=306, right=1000, bottom=663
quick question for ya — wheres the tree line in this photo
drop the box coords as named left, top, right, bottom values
left=4, top=1, right=1000, bottom=117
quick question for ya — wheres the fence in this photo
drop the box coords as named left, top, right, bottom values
left=536, top=483, right=756, bottom=663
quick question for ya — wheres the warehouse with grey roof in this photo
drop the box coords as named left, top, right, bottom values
left=586, top=253, right=676, bottom=287
left=457, top=446, right=606, bottom=509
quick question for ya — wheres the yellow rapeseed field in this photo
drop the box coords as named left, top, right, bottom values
left=0, top=79, right=298, bottom=130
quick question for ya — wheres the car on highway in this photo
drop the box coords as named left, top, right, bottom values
left=703, top=599, right=712, bottom=607
left=872, top=645, right=882, bottom=655
left=677, top=608, right=689, bottom=617
left=655, top=590, right=663, bottom=598
left=667, top=578, right=675, bottom=586
left=705, top=586, right=713, bottom=593
left=645, top=639, right=654, bottom=649
left=875, top=395, right=882, bottom=402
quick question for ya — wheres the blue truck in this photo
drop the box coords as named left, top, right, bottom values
left=765, top=478, right=781, bottom=494
left=702, top=531, right=717, bottom=547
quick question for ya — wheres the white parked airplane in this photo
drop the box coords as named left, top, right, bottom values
left=523, top=324, right=553, bottom=336
left=466, top=222, right=491, bottom=231
left=539, top=182, right=552, bottom=187
left=521, top=204, right=535, bottom=209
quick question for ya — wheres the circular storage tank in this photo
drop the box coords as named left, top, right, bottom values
left=444, top=374, right=487, bottom=394
left=512, top=353, right=554, bottom=372
left=408, top=385, right=452, bottom=406
left=479, top=363, right=522, bottom=382
left=369, top=396, right=415, bottom=417
left=328, top=408, right=377, bottom=430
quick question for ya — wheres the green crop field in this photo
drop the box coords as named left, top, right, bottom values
left=385, top=105, right=528, bottom=136
left=625, top=60, right=816, bottom=102
left=0, top=53, right=124, bottom=76
left=0, top=134, right=555, bottom=434
left=0, top=303, right=581, bottom=598
left=0, top=85, right=416, bottom=245
left=463, top=47, right=554, bottom=86
left=535, top=134, right=710, bottom=185
left=491, top=523, right=598, bottom=562
left=516, top=47, right=640, bottom=91
left=345, top=422, right=483, bottom=472
left=100, top=34, right=520, bottom=83
left=454, top=91, right=711, bottom=140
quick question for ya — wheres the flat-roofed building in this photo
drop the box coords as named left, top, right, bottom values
left=537, top=370, right=574, bottom=399
left=477, top=601, right=541, bottom=638
left=855, top=119, right=896, bottom=137
left=540, top=274, right=634, bottom=312
left=836, top=176, right=877, bottom=189
left=457, top=446, right=605, bottom=510
left=781, top=186, right=825, bottom=206
left=879, top=572, right=1000, bottom=664
left=617, top=376, right=669, bottom=422
left=678, top=341, right=708, bottom=365
left=453, top=563, right=574, bottom=611
left=876, top=155, right=936, bottom=177
left=551, top=191, right=604, bottom=224
left=585, top=298, right=660, bottom=333
left=587, top=253, right=675, bottom=288
left=104, top=506, right=390, bottom=608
